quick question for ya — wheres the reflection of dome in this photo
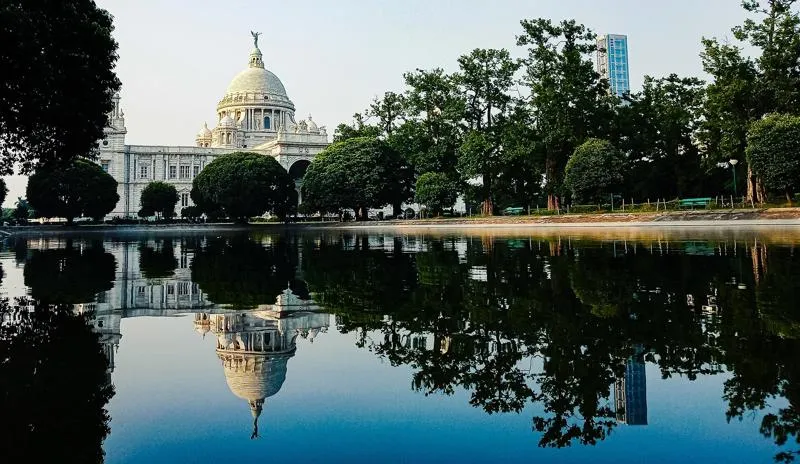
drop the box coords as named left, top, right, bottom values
left=194, top=313, right=211, bottom=336
left=203, top=310, right=329, bottom=438
left=220, top=351, right=292, bottom=403
left=194, top=324, right=210, bottom=335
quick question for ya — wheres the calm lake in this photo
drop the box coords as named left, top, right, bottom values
left=1, top=227, right=799, bottom=463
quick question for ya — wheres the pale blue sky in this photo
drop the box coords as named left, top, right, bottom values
left=4, top=0, right=749, bottom=205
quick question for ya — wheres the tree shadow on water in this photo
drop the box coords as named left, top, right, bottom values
left=0, top=298, right=114, bottom=463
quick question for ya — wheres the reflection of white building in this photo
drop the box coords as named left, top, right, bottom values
left=98, top=33, right=329, bottom=217
left=195, top=307, right=329, bottom=438
left=55, top=238, right=327, bottom=436
left=103, top=239, right=212, bottom=316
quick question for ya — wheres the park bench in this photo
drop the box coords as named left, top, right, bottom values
left=678, top=197, right=712, bottom=209
left=503, top=206, right=525, bottom=215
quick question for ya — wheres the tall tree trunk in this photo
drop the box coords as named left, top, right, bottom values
left=481, top=174, right=494, bottom=216
left=545, top=156, right=559, bottom=211
left=746, top=165, right=767, bottom=205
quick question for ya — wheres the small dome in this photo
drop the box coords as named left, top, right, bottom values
left=197, top=122, right=212, bottom=139
left=219, top=115, right=235, bottom=128
left=306, top=115, right=318, bottom=132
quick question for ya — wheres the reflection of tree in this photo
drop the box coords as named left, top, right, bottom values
left=0, top=299, right=113, bottom=463
left=302, top=236, right=418, bottom=342
left=191, top=235, right=299, bottom=309
left=307, top=234, right=800, bottom=458
left=721, top=246, right=800, bottom=462
left=138, top=239, right=177, bottom=279
left=23, top=243, right=116, bottom=303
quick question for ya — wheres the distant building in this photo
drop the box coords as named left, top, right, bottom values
left=596, top=34, right=630, bottom=97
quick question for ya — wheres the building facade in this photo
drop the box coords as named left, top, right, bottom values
left=596, top=34, right=630, bottom=97
left=98, top=34, right=329, bottom=217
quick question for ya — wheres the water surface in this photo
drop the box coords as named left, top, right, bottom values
left=1, top=228, right=798, bottom=463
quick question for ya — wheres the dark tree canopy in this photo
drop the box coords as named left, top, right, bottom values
left=0, top=1, right=121, bottom=174
left=140, top=181, right=178, bottom=218
left=564, top=139, right=625, bottom=203
left=746, top=113, right=800, bottom=202
left=191, top=152, right=295, bottom=222
left=301, top=137, right=412, bottom=220
left=0, top=178, right=6, bottom=208
left=13, top=197, right=31, bottom=221
left=26, top=159, right=119, bottom=223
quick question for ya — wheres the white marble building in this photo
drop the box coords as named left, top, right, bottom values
left=99, top=33, right=329, bottom=218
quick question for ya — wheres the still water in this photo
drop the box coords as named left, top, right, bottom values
left=1, top=228, right=799, bottom=463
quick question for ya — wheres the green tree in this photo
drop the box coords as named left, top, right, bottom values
left=455, top=48, right=522, bottom=215
left=614, top=75, right=707, bottom=199
left=699, top=0, right=800, bottom=204
left=0, top=1, right=121, bottom=174
left=333, top=113, right=382, bottom=142
left=302, top=137, right=411, bottom=220
left=368, top=91, right=406, bottom=136
left=746, top=113, right=800, bottom=203
left=564, top=139, right=625, bottom=204
left=27, top=159, right=119, bottom=224
left=191, top=152, right=294, bottom=222
left=401, top=68, right=465, bottom=177
left=13, top=197, right=30, bottom=222
left=415, top=172, right=458, bottom=215
left=140, top=181, right=178, bottom=219
left=517, top=19, right=616, bottom=210
left=180, top=205, right=202, bottom=220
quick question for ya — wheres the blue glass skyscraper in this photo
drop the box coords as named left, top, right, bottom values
left=596, top=34, right=630, bottom=97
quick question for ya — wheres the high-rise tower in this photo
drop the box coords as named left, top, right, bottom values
left=596, top=34, right=630, bottom=97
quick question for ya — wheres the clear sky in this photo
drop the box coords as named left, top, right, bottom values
left=3, top=0, right=750, bottom=206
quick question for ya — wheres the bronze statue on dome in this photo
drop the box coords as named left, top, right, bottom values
left=250, top=31, right=262, bottom=48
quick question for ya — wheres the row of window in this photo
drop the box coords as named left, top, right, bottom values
left=139, top=164, right=200, bottom=179
left=136, top=281, right=198, bottom=296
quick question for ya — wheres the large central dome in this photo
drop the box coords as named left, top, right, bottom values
left=226, top=65, right=288, bottom=98
left=222, top=46, right=291, bottom=104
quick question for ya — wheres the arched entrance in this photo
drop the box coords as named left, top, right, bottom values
left=288, top=159, right=310, bottom=181
left=288, top=160, right=311, bottom=206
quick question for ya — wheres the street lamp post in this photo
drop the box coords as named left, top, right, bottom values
left=729, top=159, right=739, bottom=200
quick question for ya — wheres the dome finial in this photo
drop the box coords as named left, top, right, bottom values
left=248, top=31, right=264, bottom=69
left=250, top=31, right=262, bottom=49
left=249, top=399, right=263, bottom=439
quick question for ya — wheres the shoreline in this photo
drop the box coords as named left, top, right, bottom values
left=4, top=208, right=800, bottom=236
